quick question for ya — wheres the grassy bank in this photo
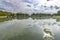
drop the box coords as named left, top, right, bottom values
left=0, top=18, right=11, bottom=22
left=54, top=16, right=60, bottom=22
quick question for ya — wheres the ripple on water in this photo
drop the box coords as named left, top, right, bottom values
left=0, top=18, right=60, bottom=40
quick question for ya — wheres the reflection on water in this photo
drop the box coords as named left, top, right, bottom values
left=0, top=17, right=60, bottom=40
left=43, top=25, right=55, bottom=40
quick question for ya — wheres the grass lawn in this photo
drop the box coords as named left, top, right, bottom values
left=53, top=16, right=60, bottom=22
left=0, top=18, right=13, bottom=22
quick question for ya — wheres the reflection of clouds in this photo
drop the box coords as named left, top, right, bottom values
left=25, top=18, right=60, bottom=32
left=0, top=18, right=60, bottom=37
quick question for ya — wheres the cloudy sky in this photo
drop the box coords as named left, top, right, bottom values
left=0, top=0, right=60, bottom=14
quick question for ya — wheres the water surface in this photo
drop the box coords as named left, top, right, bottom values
left=0, top=17, right=60, bottom=40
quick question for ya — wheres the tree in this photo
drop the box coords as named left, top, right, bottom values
left=57, top=11, right=60, bottom=15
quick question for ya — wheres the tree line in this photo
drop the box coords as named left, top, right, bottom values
left=0, top=10, right=60, bottom=16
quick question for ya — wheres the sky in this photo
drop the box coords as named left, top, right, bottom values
left=0, top=0, right=60, bottom=14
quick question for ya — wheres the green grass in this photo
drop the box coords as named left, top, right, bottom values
left=0, top=18, right=13, bottom=22
left=53, top=16, right=60, bottom=22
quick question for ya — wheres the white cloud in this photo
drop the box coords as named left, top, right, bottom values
left=0, top=0, right=60, bottom=14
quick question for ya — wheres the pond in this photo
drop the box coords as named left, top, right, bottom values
left=0, top=17, right=60, bottom=40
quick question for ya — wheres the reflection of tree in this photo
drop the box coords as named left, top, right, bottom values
left=16, top=13, right=29, bottom=19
